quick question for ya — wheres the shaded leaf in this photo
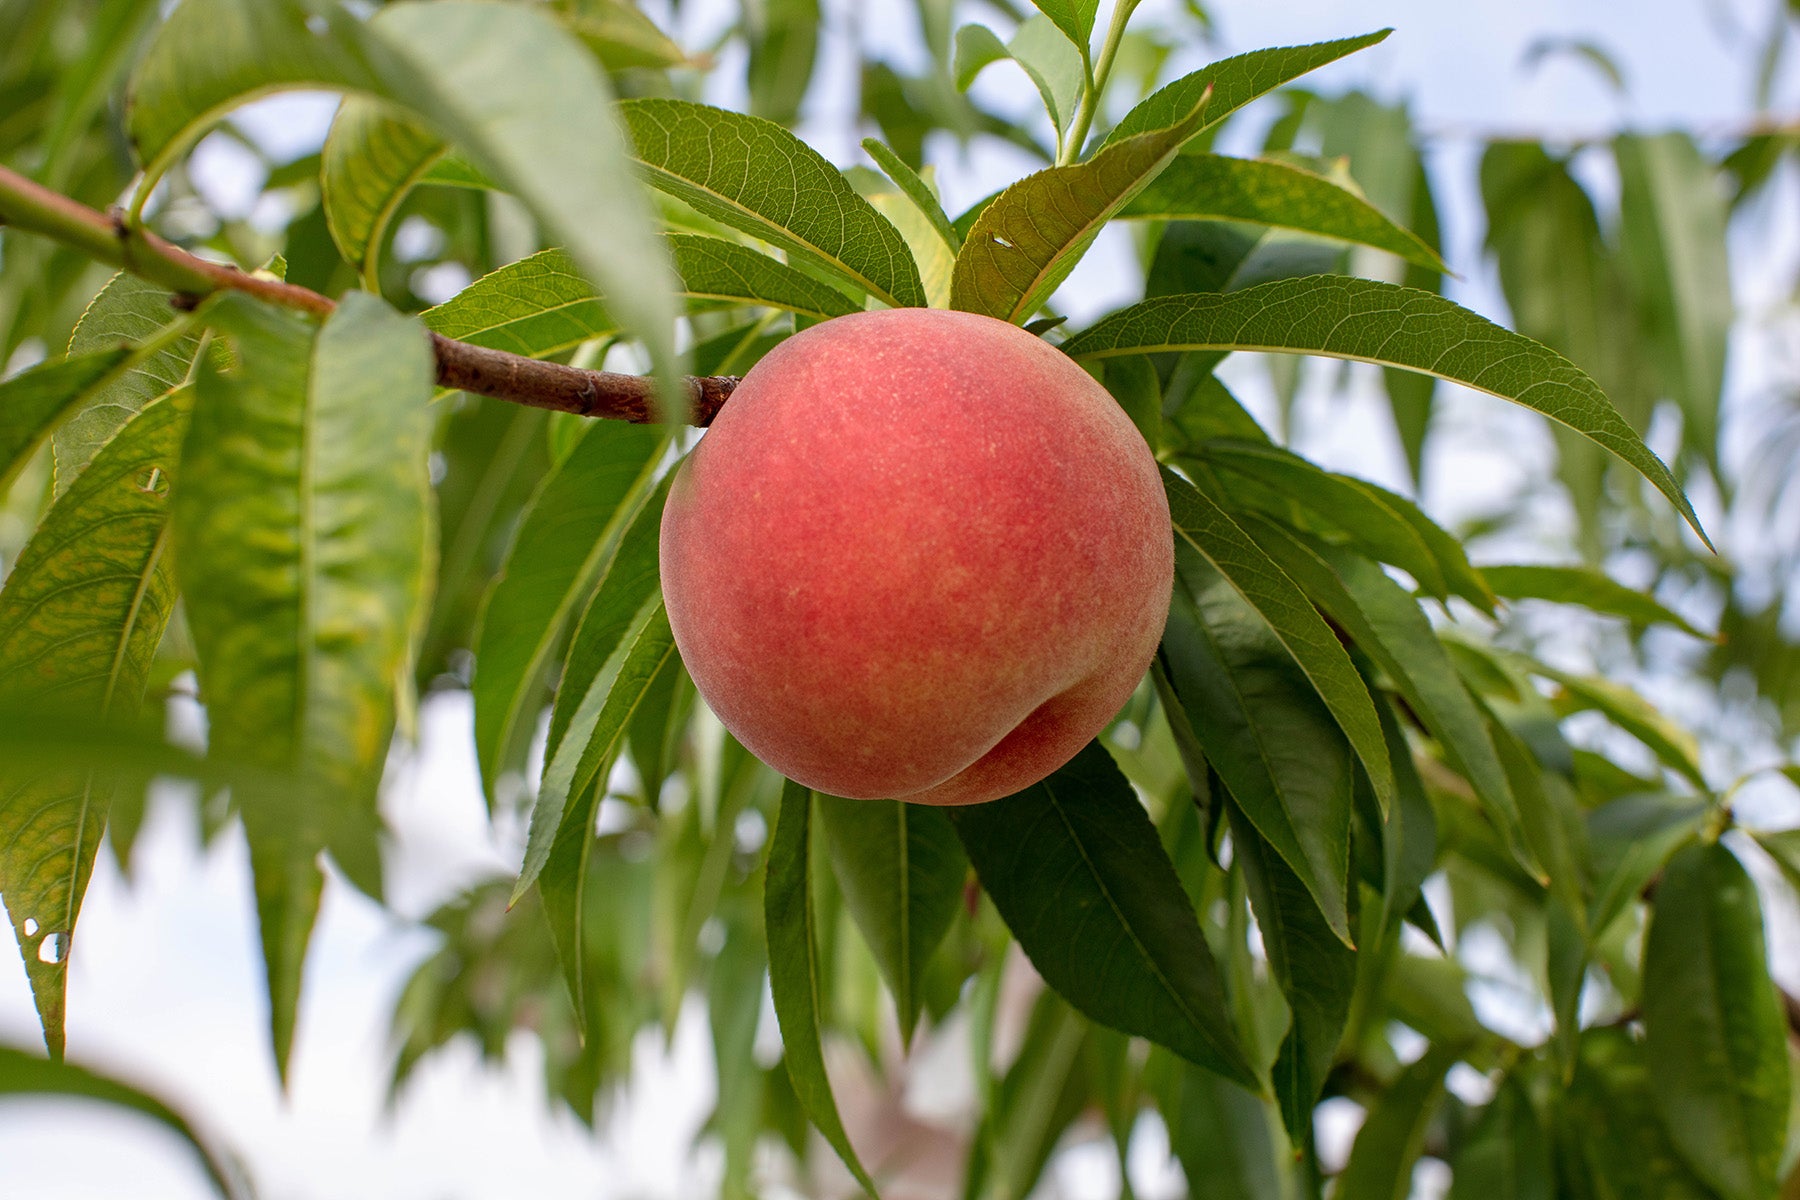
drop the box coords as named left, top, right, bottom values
left=1534, top=665, right=1706, bottom=788
left=764, top=782, right=878, bottom=1196
left=951, top=99, right=1208, bottom=322
left=1448, top=1077, right=1553, bottom=1200
left=1151, top=1052, right=1283, bottom=1200
left=663, top=234, right=861, bottom=321
left=1337, top=1041, right=1459, bottom=1200
left=0, top=397, right=185, bottom=1056
left=0, top=348, right=130, bottom=493
left=1643, top=841, right=1790, bottom=1200
left=1119, top=154, right=1445, bottom=271
left=949, top=741, right=1257, bottom=1087
left=620, top=97, right=925, bottom=309
left=1164, top=469, right=1396, bottom=814
left=321, top=96, right=450, bottom=282
left=174, top=293, right=435, bottom=1080
left=554, top=0, right=687, bottom=71
left=1065, top=278, right=1708, bottom=548
left=1559, top=1027, right=1721, bottom=1200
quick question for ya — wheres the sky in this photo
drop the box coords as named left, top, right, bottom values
left=1, top=1, right=1796, bottom=1198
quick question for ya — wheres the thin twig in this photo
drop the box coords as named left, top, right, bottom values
left=0, top=163, right=738, bottom=425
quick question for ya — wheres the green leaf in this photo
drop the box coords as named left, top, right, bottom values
left=0, top=396, right=185, bottom=1057
left=1160, top=551, right=1353, bottom=942
left=1751, top=827, right=1800, bottom=901
left=1336, top=1041, right=1459, bottom=1200
left=744, top=0, right=819, bottom=126
left=972, top=989, right=1092, bottom=1200
left=1615, top=132, right=1733, bottom=470
left=1119, top=154, right=1446, bottom=272
left=60, top=273, right=206, bottom=498
left=519, top=593, right=675, bottom=904
left=174, top=292, right=435, bottom=1081
left=423, top=249, right=618, bottom=358
left=1560, top=1028, right=1721, bottom=1200
left=1065, top=278, right=1709, bottom=549
left=1533, top=665, right=1706, bottom=788
left=1027, top=0, right=1099, bottom=57
left=532, top=601, right=679, bottom=1029
left=1586, top=793, right=1704, bottom=937
left=861, top=137, right=958, bottom=252
left=1482, top=564, right=1711, bottom=640
left=471, top=422, right=664, bottom=801
left=949, top=741, right=1258, bottom=1087
left=1152, top=1054, right=1283, bottom=1200
left=127, top=0, right=685, bottom=400
left=1224, top=797, right=1355, bottom=1144
left=1164, top=469, right=1397, bottom=815
left=952, top=23, right=1010, bottom=91
left=1242, top=526, right=1515, bottom=833
left=1448, top=1078, right=1553, bottom=1200
left=1102, top=31, right=1391, bottom=149
left=1643, top=841, right=1790, bottom=1200
left=817, top=797, right=968, bottom=1046
left=764, top=782, right=879, bottom=1197
left=619, top=97, right=926, bottom=309
left=552, top=0, right=687, bottom=71
left=0, top=1045, right=244, bottom=1198
left=1008, top=14, right=1086, bottom=142
left=663, top=234, right=862, bottom=321
left=950, top=100, right=1209, bottom=322
left=321, top=96, right=450, bottom=284
left=0, top=348, right=130, bottom=494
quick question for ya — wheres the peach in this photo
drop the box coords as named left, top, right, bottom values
left=658, top=308, right=1172, bottom=806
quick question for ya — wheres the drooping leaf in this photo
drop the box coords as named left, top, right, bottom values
left=59, top=273, right=205, bottom=497
left=619, top=97, right=926, bottom=309
left=861, top=137, right=958, bottom=252
left=0, top=348, right=130, bottom=493
left=1224, top=797, right=1355, bottom=1144
left=1615, top=132, right=1733, bottom=471
left=1151, top=1053, right=1283, bottom=1200
left=744, top=0, right=819, bottom=126
left=970, top=989, right=1092, bottom=1200
left=763, top=782, right=879, bottom=1196
left=1532, top=664, right=1706, bottom=788
left=174, top=292, right=435, bottom=1080
left=552, top=0, right=687, bottom=71
left=1164, top=469, right=1397, bottom=814
left=321, top=96, right=451, bottom=283
left=1007, top=14, right=1086, bottom=144
left=1336, top=1041, right=1459, bottom=1200
left=952, top=24, right=1011, bottom=91
left=817, top=797, right=968, bottom=1046
left=423, top=249, right=618, bottom=358
left=1119, top=154, right=1445, bottom=271
left=1102, top=31, right=1391, bottom=148
left=949, top=741, right=1257, bottom=1087
left=471, top=422, right=664, bottom=801
left=0, top=1045, right=245, bottom=1198
left=1160, top=551, right=1353, bottom=942
left=0, top=396, right=185, bottom=1057
left=950, top=100, right=1208, bottom=322
left=1643, top=841, right=1790, bottom=1200
left=1065, top=278, right=1709, bottom=548
left=1027, top=0, right=1099, bottom=58
left=1482, top=563, right=1711, bottom=640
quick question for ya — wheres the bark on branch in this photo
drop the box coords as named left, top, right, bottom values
left=0, top=163, right=737, bottom=425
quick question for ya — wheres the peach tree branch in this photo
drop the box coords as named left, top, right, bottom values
left=0, top=163, right=735, bottom=426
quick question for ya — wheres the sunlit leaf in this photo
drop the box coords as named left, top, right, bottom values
left=949, top=741, right=1258, bottom=1087
left=1027, top=0, right=1099, bottom=57
left=861, top=137, right=958, bottom=252
left=553, top=0, right=687, bottom=71
left=174, top=292, right=435, bottom=1080
left=1483, top=563, right=1711, bottom=639
left=1066, top=278, right=1709, bottom=548
left=620, top=97, right=926, bottom=309
left=0, top=396, right=184, bottom=1057
left=1643, top=841, right=1790, bottom=1200
left=951, top=100, right=1208, bottom=322
left=1119, top=154, right=1445, bottom=271
left=1007, top=15, right=1086, bottom=142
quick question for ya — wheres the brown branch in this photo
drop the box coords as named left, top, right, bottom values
left=0, top=163, right=737, bottom=425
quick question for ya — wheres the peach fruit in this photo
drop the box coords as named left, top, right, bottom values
left=658, top=308, right=1172, bottom=806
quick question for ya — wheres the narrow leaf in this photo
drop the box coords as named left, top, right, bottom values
left=1643, top=841, right=1790, bottom=1200
left=174, top=293, right=435, bottom=1080
left=1164, top=469, right=1396, bottom=814
left=1066, top=278, right=1709, bottom=547
left=817, top=797, right=968, bottom=1044
left=1448, top=1078, right=1553, bottom=1200
left=764, top=782, right=879, bottom=1196
left=0, top=1045, right=244, bottom=1198
left=321, top=96, right=450, bottom=281
left=1535, top=665, right=1706, bottom=788
left=862, top=138, right=959, bottom=251
left=620, top=97, right=926, bottom=309
left=1161, top=553, right=1353, bottom=942
left=663, top=234, right=862, bottom=320
left=1336, top=1042, right=1459, bottom=1200
left=1028, top=0, right=1099, bottom=57
left=0, top=397, right=185, bottom=1057
left=471, top=422, right=664, bottom=800
left=1120, top=154, right=1446, bottom=271
left=951, top=100, right=1209, bottom=322
left=949, top=741, right=1258, bottom=1087
left=1102, top=31, right=1391, bottom=148
left=1483, top=563, right=1710, bottom=640
left=1152, top=1055, right=1283, bottom=1200
left=1008, top=14, right=1086, bottom=142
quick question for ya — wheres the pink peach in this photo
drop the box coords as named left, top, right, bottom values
left=659, top=308, right=1171, bottom=806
